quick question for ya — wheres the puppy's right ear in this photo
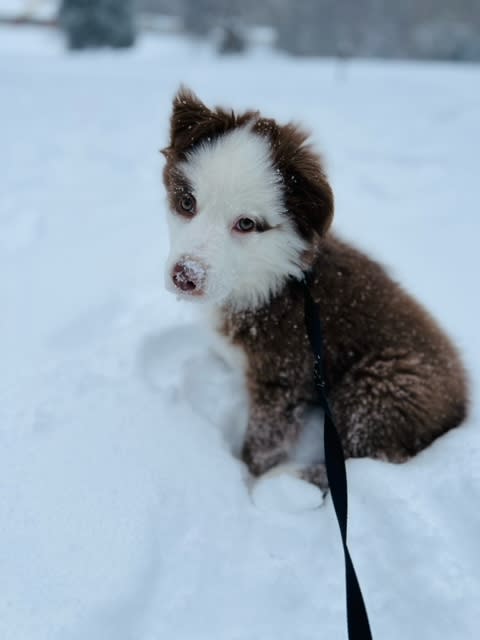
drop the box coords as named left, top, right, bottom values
left=164, top=86, right=216, bottom=156
left=162, top=86, right=202, bottom=157
left=164, top=86, right=251, bottom=159
left=171, top=86, right=207, bottom=136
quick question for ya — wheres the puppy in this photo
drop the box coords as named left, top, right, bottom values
left=161, top=87, right=468, bottom=491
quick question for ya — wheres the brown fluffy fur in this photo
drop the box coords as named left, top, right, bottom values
left=162, top=88, right=469, bottom=491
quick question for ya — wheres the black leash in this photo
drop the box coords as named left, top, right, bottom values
left=303, top=275, right=373, bottom=640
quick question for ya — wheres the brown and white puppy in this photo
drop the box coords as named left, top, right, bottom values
left=161, top=87, right=468, bottom=491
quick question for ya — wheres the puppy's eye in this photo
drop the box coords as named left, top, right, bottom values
left=179, top=194, right=196, bottom=214
left=234, top=217, right=256, bottom=233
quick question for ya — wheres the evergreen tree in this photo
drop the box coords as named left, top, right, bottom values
left=59, top=0, right=136, bottom=50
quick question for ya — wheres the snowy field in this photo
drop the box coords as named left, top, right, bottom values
left=1, top=25, right=480, bottom=640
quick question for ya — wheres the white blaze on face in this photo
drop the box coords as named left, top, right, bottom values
left=165, top=125, right=307, bottom=310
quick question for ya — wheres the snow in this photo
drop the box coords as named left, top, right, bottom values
left=0, top=0, right=58, bottom=20
left=1, top=25, right=480, bottom=640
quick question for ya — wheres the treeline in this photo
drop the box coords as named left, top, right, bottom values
left=139, top=0, right=480, bottom=61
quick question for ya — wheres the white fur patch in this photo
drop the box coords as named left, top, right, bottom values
left=165, top=126, right=307, bottom=310
left=205, top=307, right=248, bottom=371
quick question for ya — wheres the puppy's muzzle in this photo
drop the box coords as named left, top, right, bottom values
left=171, top=258, right=207, bottom=296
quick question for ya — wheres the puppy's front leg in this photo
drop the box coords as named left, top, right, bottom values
left=241, top=385, right=302, bottom=477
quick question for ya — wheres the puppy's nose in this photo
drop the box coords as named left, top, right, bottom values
left=172, top=259, right=207, bottom=295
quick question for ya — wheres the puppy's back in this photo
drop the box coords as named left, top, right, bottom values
left=310, top=234, right=468, bottom=452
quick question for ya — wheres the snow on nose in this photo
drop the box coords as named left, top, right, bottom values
left=172, top=258, right=207, bottom=295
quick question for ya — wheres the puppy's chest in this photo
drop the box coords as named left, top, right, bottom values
left=213, top=304, right=310, bottom=382
left=205, top=308, right=248, bottom=372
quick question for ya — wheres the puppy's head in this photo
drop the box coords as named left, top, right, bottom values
left=162, top=87, right=333, bottom=310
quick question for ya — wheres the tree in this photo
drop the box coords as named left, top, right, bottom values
left=59, top=0, right=136, bottom=50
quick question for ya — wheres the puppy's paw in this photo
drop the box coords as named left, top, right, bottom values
left=242, top=444, right=284, bottom=477
left=250, top=464, right=325, bottom=513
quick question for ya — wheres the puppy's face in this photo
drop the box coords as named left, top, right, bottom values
left=162, top=88, right=334, bottom=310
left=164, top=126, right=307, bottom=310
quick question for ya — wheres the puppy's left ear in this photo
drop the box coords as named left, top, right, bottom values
left=289, top=143, right=334, bottom=239
left=256, top=120, right=334, bottom=239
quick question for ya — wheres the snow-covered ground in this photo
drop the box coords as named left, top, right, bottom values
left=1, top=25, right=479, bottom=640
left=0, top=0, right=58, bottom=20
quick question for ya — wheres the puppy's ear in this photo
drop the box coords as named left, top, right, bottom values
left=164, top=86, right=228, bottom=157
left=164, top=86, right=259, bottom=159
left=171, top=86, right=209, bottom=141
left=255, top=119, right=334, bottom=239
left=286, top=134, right=334, bottom=238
